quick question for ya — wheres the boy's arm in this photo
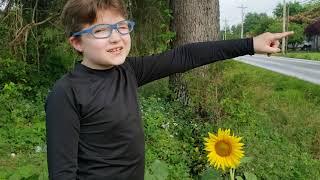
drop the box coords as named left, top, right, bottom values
left=127, top=38, right=254, bottom=86
left=45, top=83, right=80, bottom=180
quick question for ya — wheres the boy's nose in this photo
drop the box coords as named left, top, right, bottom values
left=108, top=29, right=122, bottom=43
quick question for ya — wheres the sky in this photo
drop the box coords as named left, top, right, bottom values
left=220, top=0, right=302, bottom=28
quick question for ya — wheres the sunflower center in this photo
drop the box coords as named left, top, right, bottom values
left=215, top=140, right=232, bottom=157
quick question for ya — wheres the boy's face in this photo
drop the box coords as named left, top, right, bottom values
left=69, top=9, right=131, bottom=70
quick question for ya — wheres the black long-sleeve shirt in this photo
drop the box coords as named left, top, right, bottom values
left=45, top=39, right=254, bottom=180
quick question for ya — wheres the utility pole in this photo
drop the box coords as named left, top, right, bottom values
left=238, top=4, right=247, bottom=38
left=282, top=0, right=286, bottom=54
left=224, top=18, right=228, bottom=40
left=286, top=4, right=290, bottom=52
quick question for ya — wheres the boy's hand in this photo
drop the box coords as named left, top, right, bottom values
left=253, top=31, right=294, bottom=55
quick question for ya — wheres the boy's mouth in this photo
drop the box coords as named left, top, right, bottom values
left=107, top=47, right=123, bottom=55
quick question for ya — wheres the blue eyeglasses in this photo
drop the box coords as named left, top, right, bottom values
left=71, top=20, right=135, bottom=39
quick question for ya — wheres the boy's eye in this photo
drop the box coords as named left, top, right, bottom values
left=118, top=26, right=128, bottom=29
left=117, top=22, right=130, bottom=34
left=117, top=22, right=129, bottom=29
left=118, top=24, right=129, bottom=28
left=93, top=28, right=109, bottom=33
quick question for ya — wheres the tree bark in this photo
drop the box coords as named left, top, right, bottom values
left=169, top=0, right=220, bottom=105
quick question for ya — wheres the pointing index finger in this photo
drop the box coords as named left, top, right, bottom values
left=273, top=31, right=294, bottom=40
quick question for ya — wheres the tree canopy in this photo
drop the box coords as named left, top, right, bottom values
left=273, top=1, right=305, bottom=18
left=305, top=20, right=320, bottom=36
left=243, top=12, right=274, bottom=36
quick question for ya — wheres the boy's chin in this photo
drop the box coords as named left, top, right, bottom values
left=100, top=59, right=125, bottom=68
left=111, top=57, right=126, bottom=65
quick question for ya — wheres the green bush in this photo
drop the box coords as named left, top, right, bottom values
left=141, top=96, right=193, bottom=179
left=0, top=59, right=30, bottom=86
left=0, top=82, right=46, bottom=152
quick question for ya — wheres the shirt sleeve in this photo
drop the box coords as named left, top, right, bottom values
left=45, top=82, right=80, bottom=180
left=127, top=38, right=254, bottom=86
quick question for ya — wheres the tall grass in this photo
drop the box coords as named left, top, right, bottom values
left=141, top=60, right=320, bottom=179
left=215, top=60, right=320, bottom=179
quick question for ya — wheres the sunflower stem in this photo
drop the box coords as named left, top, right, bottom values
left=229, top=168, right=235, bottom=180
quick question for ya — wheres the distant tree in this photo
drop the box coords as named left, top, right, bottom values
left=243, top=13, right=274, bottom=36
left=220, top=24, right=242, bottom=40
left=305, top=20, right=320, bottom=36
left=267, top=21, right=304, bottom=49
left=290, top=1, right=320, bottom=24
left=303, top=0, right=320, bottom=10
left=273, top=1, right=305, bottom=18
left=229, top=25, right=242, bottom=39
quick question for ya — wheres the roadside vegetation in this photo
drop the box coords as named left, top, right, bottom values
left=1, top=60, right=319, bottom=179
left=1, top=0, right=320, bottom=179
left=278, top=52, right=320, bottom=61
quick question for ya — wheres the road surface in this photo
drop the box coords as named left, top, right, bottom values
left=234, top=55, right=320, bottom=85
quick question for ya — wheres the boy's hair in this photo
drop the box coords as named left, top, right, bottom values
left=61, top=0, right=128, bottom=37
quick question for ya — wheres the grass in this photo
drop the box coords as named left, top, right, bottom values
left=214, top=60, right=320, bottom=179
left=0, top=140, right=48, bottom=179
left=276, top=51, right=320, bottom=61
left=139, top=60, right=320, bottom=179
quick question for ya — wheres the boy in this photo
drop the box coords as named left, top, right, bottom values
left=45, top=0, right=293, bottom=179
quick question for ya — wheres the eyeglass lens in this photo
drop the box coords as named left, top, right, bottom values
left=92, top=21, right=132, bottom=38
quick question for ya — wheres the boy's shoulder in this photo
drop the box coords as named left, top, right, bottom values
left=50, top=64, right=89, bottom=91
left=48, top=73, right=73, bottom=98
left=53, top=69, right=75, bottom=87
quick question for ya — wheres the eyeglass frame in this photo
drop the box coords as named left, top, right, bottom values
left=70, top=20, right=135, bottom=39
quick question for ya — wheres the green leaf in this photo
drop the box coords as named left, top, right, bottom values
left=201, top=167, right=223, bottom=180
left=146, top=160, right=169, bottom=180
left=151, top=160, right=168, bottom=180
left=244, top=172, right=257, bottom=180
left=145, top=170, right=157, bottom=180
left=236, top=176, right=244, bottom=180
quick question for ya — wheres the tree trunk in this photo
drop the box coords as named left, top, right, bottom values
left=169, top=0, right=220, bottom=105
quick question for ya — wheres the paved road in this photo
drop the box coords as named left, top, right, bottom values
left=234, top=55, right=320, bottom=85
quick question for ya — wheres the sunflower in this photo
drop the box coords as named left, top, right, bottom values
left=204, top=128, right=244, bottom=171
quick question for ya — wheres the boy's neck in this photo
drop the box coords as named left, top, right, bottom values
left=81, top=59, right=114, bottom=70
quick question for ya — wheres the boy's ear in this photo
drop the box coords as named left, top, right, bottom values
left=69, top=36, right=83, bottom=52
